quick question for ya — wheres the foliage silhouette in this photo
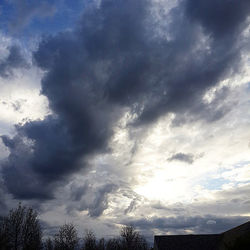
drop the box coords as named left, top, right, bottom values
left=0, top=204, right=151, bottom=250
left=0, top=203, right=42, bottom=250
left=54, top=223, right=78, bottom=250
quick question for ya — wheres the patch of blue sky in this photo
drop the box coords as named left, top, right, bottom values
left=0, top=2, right=14, bottom=32
left=232, top=160, right=250, bottom=168
left=0, top=0, right=86, bottom=36
left=20, top=11, right=77, bottom=36
left=26, top=0, right=86, bottom=35
left=216, top=161, right=250, bottom=174
left=201, top=177, right=230, bottom=191
left=199, top=161, right=250, bottom=191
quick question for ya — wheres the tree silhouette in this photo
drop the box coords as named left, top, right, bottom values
left=120, top=225, right=149, bottom=250
left=82, top=230, right=97, bottom=250
left=105, top=238, right=121, bottom=250
left=44, top=237, right=54, bottom=250
left=0, top=218, right=9, bottom=250
left=54, top=223, right=78, bottom=250
left=0, top=204, right=152, bottom=250
left=0, top=203, right=42, bottom=250
left=97, top=238, right=106, bottom=250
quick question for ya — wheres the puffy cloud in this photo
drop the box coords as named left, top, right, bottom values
left=1, top=0, right=250, bottom=206
left=168, top=153, right=195, bottom=164
left=0, top=45, right=27, bottom=77
left=123, top=215, right=250, bottom=235
left=124, top=199, right=138, bottom=215
left=185, top=0, right=250, bottom=37
left=68, top=182, right=118, bottom=217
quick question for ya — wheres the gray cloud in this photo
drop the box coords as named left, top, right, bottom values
left=70, top=183, right=89, bottom=202
left=11, top=99, right=27, bottom=112
left=1, top=0, right=250, bottom=202
left=0, top=45, right=27, bottom=77
left=124, top=199, right=138, bottom=215
left=185, top=0, right=250, bottom=38
left=123, top=215, right=250, bottom=235
left=153, top=184, right=250, bottom=217
left=67, top=183, right=118, bottom=218
left=168, top=153, right=195, bottom=164
left=85, top=184, right=117, bottom=218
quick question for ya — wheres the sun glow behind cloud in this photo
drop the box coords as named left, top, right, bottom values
left=115, top=72, right=250, bottom=204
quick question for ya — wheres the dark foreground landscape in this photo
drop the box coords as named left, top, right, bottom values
left=0, top=204, right=151, bottom=250
left=1, top=204, right=250, bottom=250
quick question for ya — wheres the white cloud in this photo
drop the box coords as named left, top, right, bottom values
left=0, top=34, right=49, bottom=161
left=0, top=1, right=250, bottom=239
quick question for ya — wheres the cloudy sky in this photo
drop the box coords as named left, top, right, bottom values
left=0, top=0, right=250, bottom=242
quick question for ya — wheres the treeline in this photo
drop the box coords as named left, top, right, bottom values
left=0, top=204, right=152, bottom=250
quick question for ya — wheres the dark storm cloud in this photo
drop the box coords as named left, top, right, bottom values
left=168, top=153, right=195, bottom=164
left=185, top=0, right=250, bottom=37
left=1, top=110, right=116, bottom=199
left=8, top=0, right=56, bottom=32
left=67, top=183, right=118, bottom=217
left=1, top=0, right=250, bottom=200
left=0, top=45, right=27, bottom=77
left=124, top=215, right=250, bottom=234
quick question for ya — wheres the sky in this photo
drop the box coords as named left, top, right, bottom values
left=0, top=0, right=250, bottom=242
